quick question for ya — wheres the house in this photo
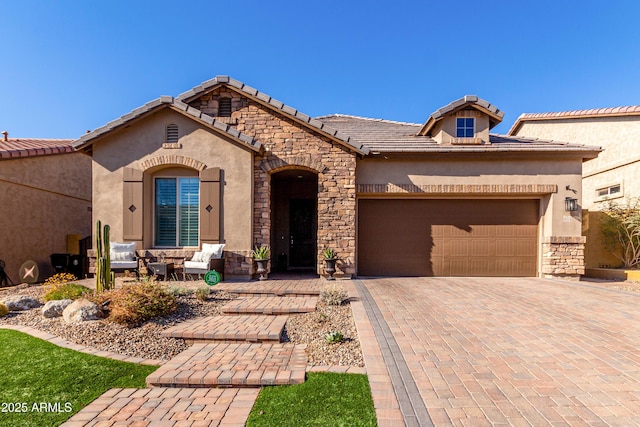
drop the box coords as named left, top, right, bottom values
left=0, top=132, right=92, bottom=282
left=509, top=107, right=640, bottom=270
left=73, top=76, right=600, bottom=280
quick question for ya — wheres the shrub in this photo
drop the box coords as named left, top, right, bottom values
left=320, top=283, right=348, bottom=306
left=324, top=331, right=343, bottom=344
left=44, top=283, right=90, bottom=302
left=196, top=286, right=210, bottom=302
left=44, top=273, right=78, bottom=286
left=601, top=199, right=640, bottom=268
left=93, top=282, right=177, bottom=326
left=0, top=303, right=8, bottom=317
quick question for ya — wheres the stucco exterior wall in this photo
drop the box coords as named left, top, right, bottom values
left=432, top=112, right=491, bottom=144
left=90, top=108, right=254, bottom=275
left=515, top=117, right=638, bottom=270
left=0, top=153, right=91, bottom=281
left=515, top=117, right=640, bottom=209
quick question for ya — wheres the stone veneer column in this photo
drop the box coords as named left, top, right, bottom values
left=541, top=236, right=586, bottom=280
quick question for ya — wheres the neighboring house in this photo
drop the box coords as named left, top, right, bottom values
left=509, top=107, right=640, bottom=269
left=73, top=76, right=600, bottom=280
left=0, top=133, right=92, bottom=282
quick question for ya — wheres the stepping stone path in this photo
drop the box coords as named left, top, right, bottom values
left=63, top=279, right=324, bottom=426
left=149, top=283, right=320, bottom=388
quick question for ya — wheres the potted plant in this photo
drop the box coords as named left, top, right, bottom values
left=252, top=246, right=270, bottom=281
left=322, top=248, right=338, bottom=280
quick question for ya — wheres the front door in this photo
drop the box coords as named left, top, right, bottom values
left=289, top=199, right=316, bottom=268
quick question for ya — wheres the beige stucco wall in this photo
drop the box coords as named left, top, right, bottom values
left=0, top=153, right=92, bottom=281
left=90, top=108, right=253, bottom=254
left=515, top=117, right=639, bottom=270
left=515, top=117, right=640, bottom=209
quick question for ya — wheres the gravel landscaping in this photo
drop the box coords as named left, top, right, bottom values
left=0, top=281, right=364, bottom=367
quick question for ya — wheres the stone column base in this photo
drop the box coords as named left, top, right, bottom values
left=541, top=236, right=586, bottom=280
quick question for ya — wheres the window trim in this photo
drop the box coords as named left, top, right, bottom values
left=456, top=117, right=475, bottom=138
left=595, top=183, right=623, bottom=202
left=153, top=176, right=200, bottom=248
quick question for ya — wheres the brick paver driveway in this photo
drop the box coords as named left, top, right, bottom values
left=360, top=277, right=640, bottom=426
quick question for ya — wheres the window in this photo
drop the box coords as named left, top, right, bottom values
left=155, top=177, right=199, bottom=246
left=456, top=118, right=474, bottom=138
left=597, top=184, right=621, bottom=198
left=218, top=98, right=232, bottom=117
left=166, top=124, right=179, bottom=142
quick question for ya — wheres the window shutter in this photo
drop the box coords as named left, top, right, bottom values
left=123, top=167, right=143, bottom=241
left=200, top=167, right=221, bottom=243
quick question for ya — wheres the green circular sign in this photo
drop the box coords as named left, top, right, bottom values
left=204, top=270, right=221, bottom=286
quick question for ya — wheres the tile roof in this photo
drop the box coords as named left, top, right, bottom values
left=0, top=138, right=75, bottom=160
left=73, top=97, right=263, bottom=152
left=176, top=76, right=369, bottom=155
left=317, top=114, right=600, bottom=157
left=508, top=105, right=640, bottom=135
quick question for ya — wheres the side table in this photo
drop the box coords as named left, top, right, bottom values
left=148, top=262, right=174, bottom=281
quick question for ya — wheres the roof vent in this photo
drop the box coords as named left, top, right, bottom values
left=1, top=131, right=7, bottom=142
left=218, top=98, right=232, bottom=117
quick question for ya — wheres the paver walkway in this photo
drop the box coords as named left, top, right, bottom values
left=147, top=342, right=308, bottom=387
left=220, top=296, right=318, bottom=315
left=358, top=277, right=640, bottom=426
left=162, top=315, right=288, bottom=343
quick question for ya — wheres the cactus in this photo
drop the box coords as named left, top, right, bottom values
left=95, top=220, right=115, bottom=292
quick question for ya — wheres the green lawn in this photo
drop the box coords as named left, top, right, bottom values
left=247, top=372, right=377, bottom=427
left=0, top=329, right=157, bottom=427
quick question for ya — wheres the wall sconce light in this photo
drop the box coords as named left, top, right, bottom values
left=565, top=197, right=578, bottom=212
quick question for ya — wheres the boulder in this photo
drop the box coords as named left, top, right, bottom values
left=42, top=299, right=73, bottom=318
left=1, top=295, right=41, bottom=311
left=62, top=298, right=103, bottom=324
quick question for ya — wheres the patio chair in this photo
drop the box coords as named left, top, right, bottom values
left=109, top=242, right=139, bottom=277
left=183, top=243, right=225, bottom=280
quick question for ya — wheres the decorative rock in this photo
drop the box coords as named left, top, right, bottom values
left=1, top=295, right=41, bottom=311
left=42, top=299, right=73, bottom=318
left=63, top=299, right=103, bottom=324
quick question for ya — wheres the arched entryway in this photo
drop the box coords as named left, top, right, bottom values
left=270, top=169, right=318, bottom=272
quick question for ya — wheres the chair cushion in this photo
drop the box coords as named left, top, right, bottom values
left=184, top=260, right=209, bottom=270
left=110, top=242, right=136, bottom=261
left=111, top=260, right=138, bottom=269
left=202, top=243, right=225, bottom=259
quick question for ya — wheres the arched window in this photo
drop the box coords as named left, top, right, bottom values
left=218, top=98, right=232, bottom=117
left=166, top=124, right=179, bottom=142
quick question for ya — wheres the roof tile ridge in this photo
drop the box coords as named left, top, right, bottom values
left=519, top=104, right=640, bottom=119
left=316, top=113, right=421, bottom=126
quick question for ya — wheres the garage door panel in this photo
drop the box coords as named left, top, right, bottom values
left=358, top=199, right=539, bottom=277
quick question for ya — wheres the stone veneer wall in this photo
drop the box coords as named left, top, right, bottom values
left=190, top=88, right=357, bottom=277
left=541, top=236, right=586, bottom=280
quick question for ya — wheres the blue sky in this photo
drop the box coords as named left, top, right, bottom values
left=2, top=0, right=639, bottom=138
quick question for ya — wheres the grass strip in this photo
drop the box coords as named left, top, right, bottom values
left=0, top=329, right=157, bottom=427
left=247, top=372, right=377, bottom=426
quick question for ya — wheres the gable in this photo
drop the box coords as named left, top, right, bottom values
left=177, top=76, right=368, bottom=155
left=417, top=96, right=504, bottom=145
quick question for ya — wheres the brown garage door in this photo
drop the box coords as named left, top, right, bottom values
left=357, top=199, right=539, bottom=277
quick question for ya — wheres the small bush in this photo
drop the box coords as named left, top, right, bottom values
left=320, top=283, right=348, bottom=306
left=92, top=282, right=177, bottom=326
left=167, top=286, right=193, bottom=297
left=196, top=287, right=210, bottom=301
left=324, top=331, right=343, bottom=344
left=44, top=273, right=78, bottom=286
left=44, top=283, right=90, bottom=302
left=0, top=303, right=8, bottom=317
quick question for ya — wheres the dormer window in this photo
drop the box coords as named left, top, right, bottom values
left=166, top=124, right=179, bottom=143
left=456, top=118, right=475, bottom=138
left=218, top=98, right=232, bottom=117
